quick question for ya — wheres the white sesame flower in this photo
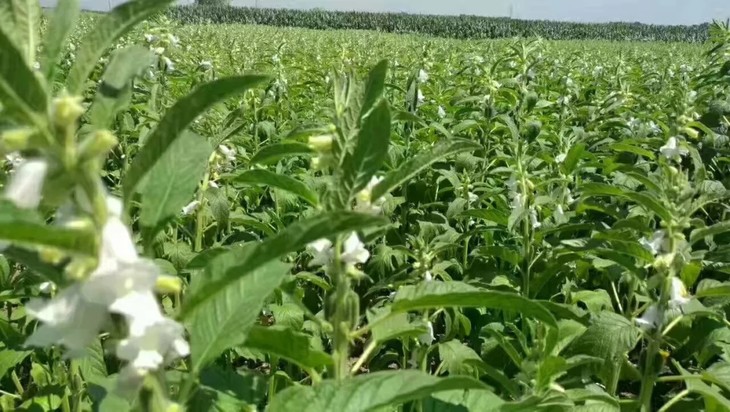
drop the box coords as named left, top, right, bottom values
left=167, top=34, right=180, bottom=47
left=181, top=200, right=200, bottom=216
left=152, top=47, right=165, bottom=55
left=467, top=192, right=478, bottom=204
left=636, top=304, right=661, bottom=330
left=115, top=292, right=188, bottom=376
left=4, top=159, right=48, bottom=209
left=555, top=153, right=567, bottom=163
left=272, top=54, right=280, bottom=64
left=511, top=193, right=525, bottom=211
left=355, top=176, right=385, bottom=215
left=162, top=56, right=175, bottom=73
left=307, top=238, right=333, bottom=268
left=218, top=145, right=236, bottom=163
left=144, top=34, right=157, bottom=43
left=424, top=271, right=433, bottom=282
left=418, top=321, right=435, bottom=345
left=554, top=205, right=566, bottom=223
left=640, top=230, right=668, bottom=256
left=342, top=233, right=370, bottom=265
left=208, top=180, right=219, bottom=189
left=530, top=208, right=542, bottom=229
left=418, top=69, right=429, bottom=83
left=669, top=277, right=691, bottom=308
left=5, top=152, right=24, bottom=169
left=39, top=282, right=55, bottom=294
left=198, top=60, right=213, bottom=71
left=417, top=89, right=425, bottom=104
left=660, top=137, right=688, bottom=161
left=25, top=284, right=108, bottom=356
left=32, top=61, right=41, bottom=71
left=437, top=106, right=446, bottom=119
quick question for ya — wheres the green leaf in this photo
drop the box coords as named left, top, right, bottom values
left=696, top=283, right=730, bottom=299
left=425, top=389, right=505, bottom=412
left=562, top=142, right=586, bottom=173
left=460, top=208, right=508, bottom=227
left=371, top=139, right=480, bottom=200
left=0, top=202, right=96, bottom=254
left=77, top=339, right=107, bottom=384
left=674, top=360, right=730, bottom=410
left=189, top=261, right=292, bottom=372
left=267, top=371, right=487, bottom=412
left=242, top=326, right=332, bottom=370
left=0, top=318, right=31, bottom=379
left=232, top=170, right=319, bottom=207
left=581, top=183, right=672, bottom=222
left=190, top=367, right=268, bottom=412
left=690, top=221, right=730, bottom=245
left=250, top=141, right=314, bottom=165
left=392, top=282, right=557, bottom=329
left=438, top=340, right=486, bottom=376
left=367, top=306, right=428, bottom=343
left=0, top=24, right=47, bottom=124
left=66, top=0, right=175, bottom=94
left=569, top=311, right=640, bottom=390
left=41, top=0, right=80, bottom=82
left=343, top=99, right=391, bottom=196
left=359, top=59, right=389, bottom=118
left=88, top=45, right=155, bottom=128
left=0, top=0, right=40, bottom=64
left=138, top=131, right=211, bottom=241
left=181, top=211, right=384, bottom=319
left=123, top=75, right=270, bottom=203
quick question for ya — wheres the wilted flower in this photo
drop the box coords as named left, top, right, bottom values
left=4, top=159, right=48, bottom=209
left=660, top=137, right=688, bottom=161
left=181, top=200, right=200, bottom=216
left=639, top=230, right=668, bottom=256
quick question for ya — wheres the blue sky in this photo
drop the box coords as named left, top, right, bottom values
left=40, top=0, right=730, bottom=25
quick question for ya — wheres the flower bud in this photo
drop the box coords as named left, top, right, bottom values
left=39, top=247, right=65, bottom=265
left=52, top=94, right=85, bottom=127
left=680, top=126, right=699, bottom=139
left=525, top=91, right=538, bottom=112
left=156, top=275, right=183, bottom=294
left=523, top=120, right=542, bottom=141
left=79, top=129, right=118, bottom=162
left=308, top=135, right=333, bottom=152
left=1, top=127, right=35, bottom=152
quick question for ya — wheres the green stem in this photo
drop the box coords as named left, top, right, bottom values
left=350, top=341, right=377, bottom=374
left=10, top=370, right=24, bottom=396
left=330, top=236, right=351, bottom=381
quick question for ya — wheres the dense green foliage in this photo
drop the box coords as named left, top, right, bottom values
left=166, top=5, right=711, bottom=42
left=1, top=2, right=730, bottom=411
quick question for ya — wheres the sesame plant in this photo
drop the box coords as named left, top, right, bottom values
left=1, top=1, right=730, bottom=412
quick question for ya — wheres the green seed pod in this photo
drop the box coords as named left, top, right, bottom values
left=525, top=91, right=539, bottom=112
left=523, top=119, right=542, bottom=141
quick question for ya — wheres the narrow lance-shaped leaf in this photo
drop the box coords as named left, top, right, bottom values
left=189, top=261, right=292, bottom=371
left=41, top=0, right=80, bottom=82
left=138, top=131, right=212, bottom=242
left=181, top=211, right=385, bottom=319
left=343, top=99, right=391, bottom=196
left=0, top=26, right=47, bottom=124
left=123, top=75, right=270, bottom=203
left=87, top=45, right=155, bottom=128
left=242, top=326, right=332, bottom=370
left=267, top=370, right=488, bottom=412
left=359, top=59, right=389, bottom=119
left=0, top=0, right=40, bottom=64
left=371, top=139, right=481, bottom=200
left=250, top=141, right=314, bottom=165
left=66, top=0, right=176, bottom=94
left=233, top=169, right=319, bottom=207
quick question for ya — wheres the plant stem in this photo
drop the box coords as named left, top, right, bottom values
left=657, top=389, right=689, bottom=412
left=10, top=370, right=24, bottom=396
left=350, top=340, right=377, bottom=374
left=330, top=236, right=351, bottom=380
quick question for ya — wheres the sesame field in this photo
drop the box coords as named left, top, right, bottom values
left=1, top=2, right=730, bottom=412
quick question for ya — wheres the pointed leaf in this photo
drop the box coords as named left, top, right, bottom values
left=66, top=0, right=175, bottom=94
left=123, top=75, right=270, bottom=202
left=250, top=142, right=313, bottom=165
left=242, top=326, right=332, bottom=370
left=0, top=25, right=47, bottom=124
left=371, top=139, right=480, bottom=200
left=267, top=371, right=487, bottom=412
left=189, top=261, right=292, bottom=371
left=41, top=0, right=80, bottom=82
left=0, top=0, right=40, bottom=64
left=359, top=59, right=389, bottom=118
left=233, top=170, right=318, bottom=207
left=343, top=99, right=391, bottom=196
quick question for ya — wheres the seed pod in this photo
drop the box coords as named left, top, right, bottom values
left=525, top=91, right=538, bottom=112
left=523, top=120, right=542, bottom=141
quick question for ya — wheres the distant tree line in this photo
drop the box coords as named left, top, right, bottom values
left=171, top=4, right=710, bottom=43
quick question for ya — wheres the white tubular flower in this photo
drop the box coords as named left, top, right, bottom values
left=511, top=193, right=525, bottom=211
left=209, top=180, right=219, bottom=189
left=467, top=192, right=478, bottom=204
left=144, top=34, right=157, bottom=43
left=39, top=282, right=55, bottom=294
left=418, top=321, right=435, bottom=345
left=437, top=106, right=446, bottom=119
left=355, top=176, right=385, bottom=215
left=4, top=159, right=48, bottom=209
left=424, top=271, right=433, bottom=282
left=418, top=69, right=429, bottom=83
left=554, top=205, right=566, bottom=223
left=636, top=305, right=661, bottom=330
left=342, top=233, right=370, bottom=265
left=555, top=153, right=567, bottom=163
left=116, top=293, right=189, bottom=375
left=181, top=200, right=200, bottom=216
left=660, top=137, right=688, bottom=161
left=669, top=277, right=691, bottom=308
left=218, top=145, right=236, bottom=164
left=25, top=284, right=108, bottom=356
left=417, top=89, right=425, bottom=104
left=639, top=230, right=668, bottom=256
left=530, top=208, right=542, bottom=229
left=307, top=238, right=333, bottom=268
left=162, top=57, right=175, bottom=73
